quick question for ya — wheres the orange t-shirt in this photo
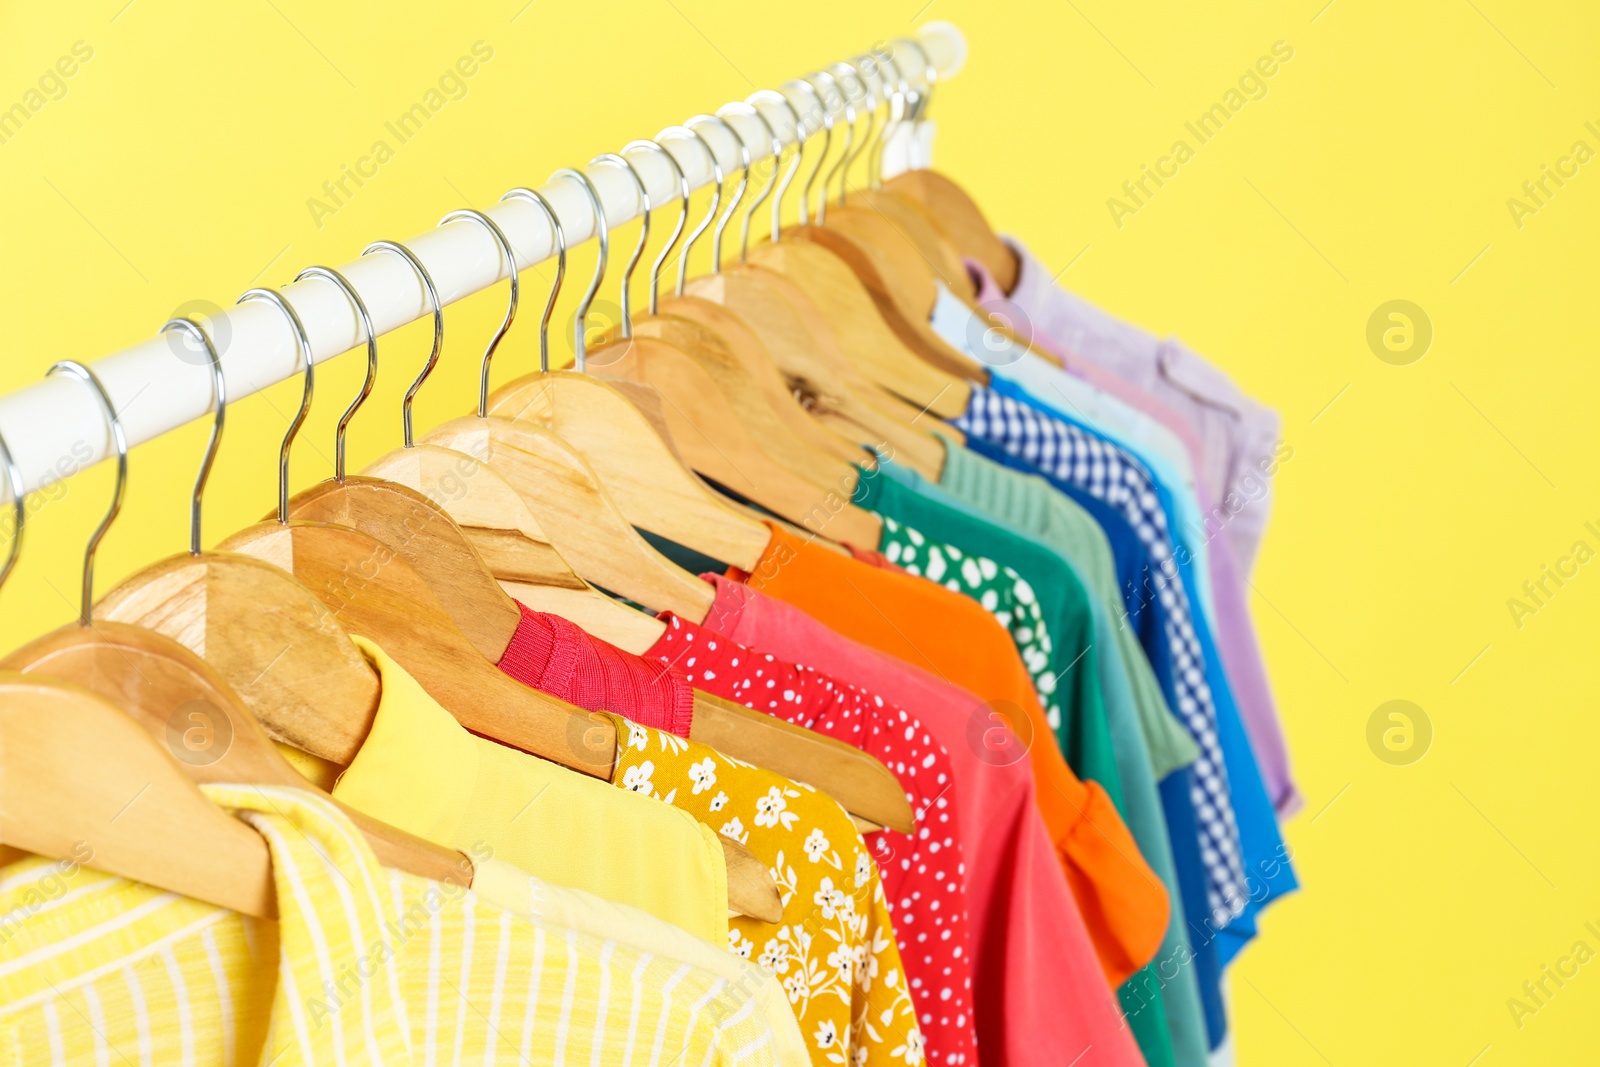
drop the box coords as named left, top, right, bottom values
left=736, top=524, right=1167, bottom=986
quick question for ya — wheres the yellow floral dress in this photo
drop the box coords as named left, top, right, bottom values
left=602, top=713, right=926, bottom=1067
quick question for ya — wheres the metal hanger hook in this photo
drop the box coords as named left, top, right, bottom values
left=786, top=79, right=833, bottom=226
left=294, top=266, right=376, bottom=482
left=718, top=103, right=778, bottom=261
left=841, top=57, right=880, bottom=202
left=362, top=240, right=442, bottom=448
left=589, top=153, right=649, bottom=334
left=0, top=428, right=25, bottom=597
left=805, top=70, right=852, bottom=223
left=849, top=54, right=890, bottom=189
left=158, top=318, right=225, bottom=556
left=505, top=189, right=569, bottom=374
left=658, top=126, right=721, bottom=298
left=870, top=47, right=911, bottom=185
left=893, top=36, right=937, bottom=121
left=827, top=62, right=871, bottom=206
left=748, top=89, right=806, bottom=243
left=45, top=360, right=127, bottom=627
left=499, top=188, right=565, bottom=372
left=686, top=114, right=748, bottom=274
left=547, top=168, right=610, bottom=372
left=440, top=208, right=521, bottom=414
left=237, top=287, right=313, bottom=523
left=622, top=139, right=686, bottom=316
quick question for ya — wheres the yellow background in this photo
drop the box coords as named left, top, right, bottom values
left=3, top=1, right=1597, bottom=1062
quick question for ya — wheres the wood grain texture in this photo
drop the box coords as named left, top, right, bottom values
left=96, top=551, right=381, bottom=760
left=685, top=271, right=947, bottom=479
left=285, top=476, right=522, bottom=662
left=884, top=169, right=1019, bottom=295
left=423, top=416, right=716, bottom=622
left=2, top=620, right=474, bottom=887
left=653, top=298, right=867, bottom=468
left=624, top=315, right=857, bottom=487
left=363, top=444, right=673, bottom=654
left=691, top=691, right=915, bottom=834
left=0, top=672, right=278, bottom=919
left=747, top=239, right=975, bottom=416
left=794, top=215, right=985, bottom=385
left=588, top=334, right=884, bottom=550
left=215, top=520, right=618, bottom=777
left=486, top=373, right=774, bottom=572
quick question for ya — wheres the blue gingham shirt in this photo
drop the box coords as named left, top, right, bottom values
left=957, top=383, right=1249, bottom=922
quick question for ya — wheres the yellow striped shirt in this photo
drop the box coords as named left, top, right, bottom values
left=0, top=784, right=779, bottom=1067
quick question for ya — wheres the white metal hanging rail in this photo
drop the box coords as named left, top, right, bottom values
left=0, top=26, right=966, bottom=501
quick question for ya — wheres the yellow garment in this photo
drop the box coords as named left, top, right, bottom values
left=603, top=714, right=926, bottom=1067
left=332, top=636, right=728, bottom=944
left=275, top=740, right=341, bottom=790
left=0, top=784, right=777, bottom=1067
left=473, top=857, right=810, bottom=1067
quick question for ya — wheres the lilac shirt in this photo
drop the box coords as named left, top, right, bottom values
left=969, top=250, right=1299, bottom=817
left=967, top=260, right=1212, bottom=488
left=1002, top=238, right=1283, bottom=580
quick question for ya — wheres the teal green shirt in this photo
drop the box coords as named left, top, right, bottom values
left=934, top=439, right=1211, bottom=1067
left=937, top=438, right=1199, bottom=777
left=854, top=459, right=1121, bottom=805
left=852, top=457, right=1181, bottom=1067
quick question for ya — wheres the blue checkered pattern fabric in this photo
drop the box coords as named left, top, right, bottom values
left=956, top=383, right=1249, bottom=922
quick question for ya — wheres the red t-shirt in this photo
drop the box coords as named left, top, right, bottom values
left=701, top=576, right=1142, bottom=1067
left=647, top=612, right=976, bottom=1067
left=496, top=600, right=695, bottom=736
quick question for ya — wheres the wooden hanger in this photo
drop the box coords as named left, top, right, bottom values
left=731, top=261, right=963, bottom=451
left=609, top=135, right=871, bottom=485
left=215, top=516, right=780, bottom=921
left=624, top=127, right=898, bottom=480
left=842, top=186, right=975, bottom=299
left=795, top=214, right=982, bottom=383
left=485, top=169, right=775, bottom=572
left=98, top=550, right=382, bottom=759
left=654, top=302, right=868, bottom=468
left=423, top=415, right=717, bottom=620
left=591, top=334, right=885, bottom=548
left=661, top=107, right=951, bottom=477
left=2, top=620, right=474, bottom=888
left=746, top=239, right=974, bottom=413
left=415, top=416, right=909, bottom=832
left=422, top=198, right=729, bottom=622
left=685, top=270, right=947, bottom=478
left=216, top=515, right=614, bottom=775
left=35, top=341, right=581, bottom=894
left=0, top=672, right=279, bottom=919
left=884, top=168, right=1018, bottom=294
left=362, top=443, right=670, bottom=654
left=198, top=299, right=787, bottom=917
left=334, top=242, right=673, bottom=653
left=274, top=257, right=529, bottom=661
left=421, top=197, right=911, bottom=831
left=556, top=150, right=884, bottom=549
left=1, top=391, right=451, bottom=908
left=742, top=83, right=987, bottom=413
left=0, top=407, right=274, bottom=915
left=718, top=87, right=976, bottom=418
left=694, top=691, right=907, bottom=832
left=629, top=313, right=861, bottom=478
left=782, top=69, right=989, bottom=375
left=285, top=476, right=523, bottom=659
left=13, top=357, right=368, bottom=764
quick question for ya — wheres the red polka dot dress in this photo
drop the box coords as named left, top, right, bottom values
left=648, top=613, right=978, bottom=1067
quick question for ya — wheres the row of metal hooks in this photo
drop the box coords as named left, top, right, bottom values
left=0, top=39, right=942, bottom=627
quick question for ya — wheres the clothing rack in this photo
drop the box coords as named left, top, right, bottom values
left=0, top=25, right=966, bottom=501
